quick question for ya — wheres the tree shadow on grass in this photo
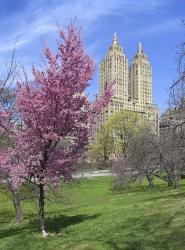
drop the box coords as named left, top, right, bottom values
left=106, top=240, right=122, bottom=250
left=0, top=213, right=101, bottom=239
left=122, top=212, right=185, bottom=250
left=112, top=184, right=167, bottom=195
left=0, top=209, right=15, bottom=223
left=111, top=185, right=146, bottom=195
left=143, top=191, right=185, bottom=203
left=123, top=227, right=185, bottom=250
left=46, top=213, right=101, bottom=234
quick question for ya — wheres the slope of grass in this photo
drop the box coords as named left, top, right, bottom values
left=1, top=177, right=185, bottom=250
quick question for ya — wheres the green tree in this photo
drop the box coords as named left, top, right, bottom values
left=89, top=110, right=145, bottom=168
left=105, top=111, right=145, bottom=157
left=89, top=125, right=114, bottom=169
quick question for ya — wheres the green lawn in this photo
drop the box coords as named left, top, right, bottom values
left=1, top=177, right=185, bottom=250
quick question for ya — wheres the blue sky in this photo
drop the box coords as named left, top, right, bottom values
left=0, top=0, right=184, bottom=113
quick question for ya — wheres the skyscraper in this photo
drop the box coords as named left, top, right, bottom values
left=129, top=42, right=152, bottom=105
left=95, top=34, right=158, bottom=133
left=99, top=33, right=128, bottom=99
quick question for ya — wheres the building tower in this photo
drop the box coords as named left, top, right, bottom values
left=129, top=42, right=152, bottom=105
left=97, top=33, right=129, bottom=125
left=99, top=33, right=128, bottom=100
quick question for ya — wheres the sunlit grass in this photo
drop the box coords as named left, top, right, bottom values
left=1, top=177, right=185, bottom=249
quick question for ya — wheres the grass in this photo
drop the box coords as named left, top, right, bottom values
left=1, top=177, right=185, bottom=249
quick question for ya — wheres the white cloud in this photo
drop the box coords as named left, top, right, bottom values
left=0, top=0, right=170, bottom=53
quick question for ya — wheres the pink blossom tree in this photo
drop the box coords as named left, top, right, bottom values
left=0, top=91, right=28, bottom=222
left=13, top=23, right=111, bottom=236
left=0, top=50, right=26, bottom=223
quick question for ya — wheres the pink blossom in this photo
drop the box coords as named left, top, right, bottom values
left=0, top=23, right=112, bottom=190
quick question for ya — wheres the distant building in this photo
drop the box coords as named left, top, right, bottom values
left=159, top=109, right=174, bottom=134
left=93, top=33, right=159, bottom=134
left=159, top=108, right=182, bottom=135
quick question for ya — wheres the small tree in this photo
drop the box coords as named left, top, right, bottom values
left=103, top=111, right=144, bottom=157
left=159, top=128, right=183, bottom=188
left=0, top=48, right=26, bottom=223
left=89, top=125, right=114, bottom=169
left=89, top=110, right=144, bottom=167
left=111, top=155, right=132, bottom=189
left=93, top=111, right=145, bottom=188
left=10, top=23, right=112, bottom=236
left=128, top=127, right=160, bottom=188
left=163, top=20, right=185, bottom=187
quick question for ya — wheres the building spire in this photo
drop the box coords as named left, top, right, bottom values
left=112, top=32, right=118, bottom=46
left=137, top=42, right=142, bottom=54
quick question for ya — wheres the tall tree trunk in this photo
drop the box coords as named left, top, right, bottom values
left=167, top=179, right=173, bottom=187
left=11, top=190, right=23, bottom=223
left=146, top=175, right=154, bottom=188
left=165, top=169, right=173, bottom=187
left=172, top=169, right=180, bottom=189
left=39, top=184, right=48, bottom=237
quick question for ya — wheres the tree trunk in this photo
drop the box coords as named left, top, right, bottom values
left=12, top=190, right=23, bottom=223
left=166, top=170, right=173, bottom=187
left=172, top=169, right=180, bottom=189
left=167, top=180, right=173, bottom=187
left=146, top=175, right=154, bottom=188
left=39, top=184, right=48, bottom=237
left=172, top=174, right=179, bottom=189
